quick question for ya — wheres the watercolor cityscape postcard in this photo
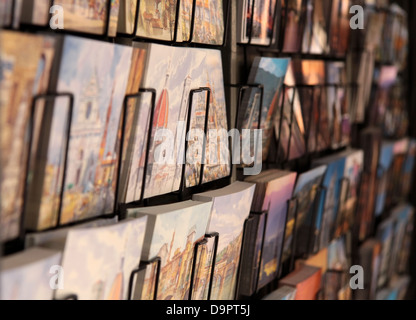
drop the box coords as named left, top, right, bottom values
left=239, top=0, right=277, bottom=45
left=56, top=217, right=147, bottom=300
left=55, top=36, right=132, bottom=225
left=246, top=170, right=297, bottom=289
left=127, top=200, right=212, bottom=300
left=0, top=248, right=62, bottom=300
left=290, top=165, right=327, bottom=258
left=192, top=0, right=224, bottom=45
left=54, top=0, right=110, bottom=34
left=193, top=181, right=256, bottom=300
left=0, top=31, right=46, bottom=241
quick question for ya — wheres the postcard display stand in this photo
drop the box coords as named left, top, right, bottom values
left=1, top=0, right=414, bottom=301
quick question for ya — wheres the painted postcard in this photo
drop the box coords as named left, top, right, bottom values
left=177, top=0, right=193, bottom=42
left=326, top=62, right=349, bottom=149
left=246, top=170, right=297, bottom=290
left=239, top=0, right=277, bottom=45
left=390, top=205, right=413, bottom=277
left=192, top=0, right=224, bottom=45
left=118, top=48, right=149, bottom=203
left=275, top=63, right=306, bottom=161
left=108, top=0, right=121, bottom=36
left=375, top=141, right=394, bottom=217
left=312, top=155, right=346, bottom=251
left=281, top=0, right=303, bottom=52
left=309, top=0, right=331, bottom=54
left=136, top=0, right=178, bottom=41
left=327, top=237, right=348, bottom=271
left=139, top=44, right=229, bottom=199
left=123, top=94, right=152, bottom=203
left=329, top=0, right=351, bottom=55
left=193, top=181, right=256, bottom=300
left=56, top=36, right=132, bottom=225
left=54, top=0, right=110, bottom=35
left=0, top=31, right=45, bottom=241
left=56, top=217, right=147, bottom=300
left=190, top=235, right=216, bottom=300
left=241, top=57, right=290, bottom=161
left=0, top=248, right=62, bottom=300
left=128, top=201, right=212, bottom=300
left=290, top=165, right=327, bottom=258
left=20, top=0, right=50, bottom=26
left=402, top=139, right=416, bottom=197
left=0, top=0, right=13, bottom=26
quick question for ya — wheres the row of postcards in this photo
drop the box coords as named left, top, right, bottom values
left=1, top=138, right=414, bottom=300
left=0, top=1, right=409, bottom=64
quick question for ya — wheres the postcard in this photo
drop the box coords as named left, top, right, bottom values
left=192, top=0, right=224, bottom=45
left=193, top=181, right=256, bottom=300
left=20, top=0, right=50, bottom=26
left=117, top=0, right=138, bottom=34
left=118, top=48, right=149, bottom=204
left=127, top=200, right=212, bottom=300
left=290, top=165, right=327, bottom=258
left=56, top=217, right=147, bottom=300
left=263, top=286, right=297, bottom=300
left=55, top=36, right=132, bottom=225
left=376, top=218, right=394, bottom=289
left=0, top=248, right=62, bottom=300
left=312, top=153, right=347, bottom=251
left=279, top=265, right=322, bottom=300
left=281, top=0, right=303, bottom=52
left=275, top=62, right=306, bottom=161
left=246, top=170, right=297, bottom=289
left=240, top=57, right=290, bottom=161
left=340, top=150, right=364, bottom=232
left=375, top=141, right=394, bottom=217
left=238, top=0, right=277, bottom=46
left=136, top=0, right=177, bottom=40
left=390, top=205, right=414, bottom=277
left=54, top=0, right=110, bottom=35
left=0, top=31, right=46, bottom=241
left=329, top=0, right=351, bottom=55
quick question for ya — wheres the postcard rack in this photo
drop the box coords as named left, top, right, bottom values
left=128, top=257, right=162, bottom=300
